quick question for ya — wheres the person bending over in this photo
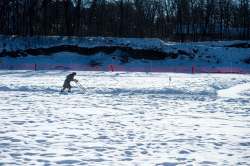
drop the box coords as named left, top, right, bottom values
left=61, top=72, right=78, bottom=92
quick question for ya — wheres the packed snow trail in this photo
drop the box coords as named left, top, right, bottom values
left=0, top=70, right=250, bottom=166
left=217, top=82, right=250, bottom=98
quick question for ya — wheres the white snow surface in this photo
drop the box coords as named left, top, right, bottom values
left=218, top=83, right=250, bottom=98
left=0, top=70, right=250, bottom=165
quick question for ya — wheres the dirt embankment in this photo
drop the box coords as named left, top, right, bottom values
left=226, top=42, right=250, bottom=48
left=1, top=43, right=249, bottom=64
left=0, top=45, right=180, bottom=61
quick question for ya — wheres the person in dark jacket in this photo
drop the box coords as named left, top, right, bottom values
left=61, top=72, right=78, bottom=92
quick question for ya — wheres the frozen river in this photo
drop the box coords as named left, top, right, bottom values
left=0, top=71, right=250, bottom=165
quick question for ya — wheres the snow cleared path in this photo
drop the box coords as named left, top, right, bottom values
left=0, top=70, right=250, bottom=166
left=218, top=83, right=250, bottom=98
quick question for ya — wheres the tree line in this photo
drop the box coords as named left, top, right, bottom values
left=0, top=0, right=249, bottom=41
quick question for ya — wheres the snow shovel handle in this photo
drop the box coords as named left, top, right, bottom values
left=76, top=81, right=86, bottom=92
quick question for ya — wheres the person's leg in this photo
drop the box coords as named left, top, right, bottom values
left=68, top=85, right=72, bottom=92
left=62, top=80, right=68, bottom=92
left=61, top=87, right=66, bottom=92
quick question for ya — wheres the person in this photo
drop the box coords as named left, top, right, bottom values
left=61, top=72, right=78, bottom=92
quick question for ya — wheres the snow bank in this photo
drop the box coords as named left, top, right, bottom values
left=217, top=83, right=250, bottom=98
left=0, top=35, right=165, bottom=51
left=0, top=36, right=249, bottom=73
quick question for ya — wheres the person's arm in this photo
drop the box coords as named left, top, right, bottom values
left=68, top=74, right=76, bottom=82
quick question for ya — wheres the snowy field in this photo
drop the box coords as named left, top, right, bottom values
left=0, top=70, right=250, bottom=166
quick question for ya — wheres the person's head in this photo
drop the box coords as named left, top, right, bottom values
left=72, top=72, right=76, bottom=76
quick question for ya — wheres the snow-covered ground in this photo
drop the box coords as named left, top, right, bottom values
left=0, top=70, right=250, bottom=165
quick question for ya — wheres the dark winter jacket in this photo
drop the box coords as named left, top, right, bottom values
left=63, top=73, right=76, bottom=88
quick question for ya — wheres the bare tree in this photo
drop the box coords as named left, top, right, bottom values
left=0, top=0, right=249, bottom=40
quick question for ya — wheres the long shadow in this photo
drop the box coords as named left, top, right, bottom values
left=0, top=85, right=60, bottom=94
left=0, top=70, right=67, bottom=77
left=0, top=85, right=216, bottom=97
left=93, top=87, right=216, bottom=96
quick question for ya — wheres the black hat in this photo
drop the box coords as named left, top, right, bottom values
left=72, top=72, right=76, bottom=75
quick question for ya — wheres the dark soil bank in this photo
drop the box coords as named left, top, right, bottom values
left=0, top=45, right=180, bottom=60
